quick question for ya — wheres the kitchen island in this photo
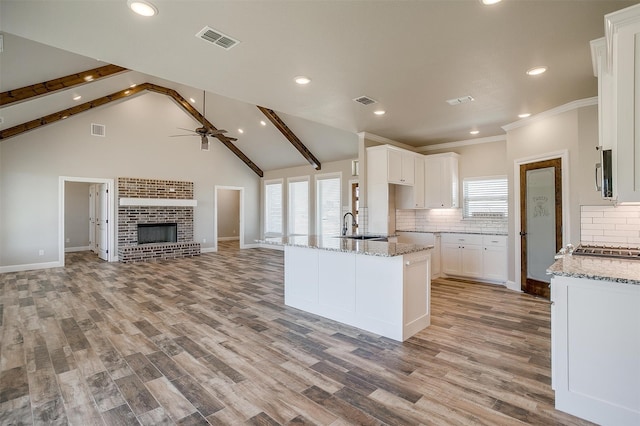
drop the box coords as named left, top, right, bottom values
left=262, top=235, right=433, bottom=342
left=547, top=255, right=640, bottom=426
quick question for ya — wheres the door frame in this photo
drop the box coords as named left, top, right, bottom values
left=59, top=176, right=116, bottom=266
left=213, top=185, right=245, bottom=252
left=512, top=150, right=570, bottom=292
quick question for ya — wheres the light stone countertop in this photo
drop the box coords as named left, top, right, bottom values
left=260, top=235, right=433, bottom=257
left=547, top=254, right=640, bottom=285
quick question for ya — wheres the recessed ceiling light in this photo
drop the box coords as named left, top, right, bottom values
left=83, top=75, right=94, bottom=82
left=374, top=110, right=386, bottom=116
left=189, top=98, right=196, bottom=103
left=73, top=95, right=82, bottom=101
left=526, top=66, right=547, bottom=76
left=127, top=0, right=158, bottom=17
left=470, top=130, right=480, bottom=135
left=518, top=113, right=531, bottom=118
left=130, top=84, right=137, bottom=88
left=238, top=129, right=244, bottom=134
left=260, top=120, right=267, bottom=126
left=481, top=0, right=502, bottom=5
left=124, top=90, right=131, bottom=95
left=294, top=76, right=311, bottom=85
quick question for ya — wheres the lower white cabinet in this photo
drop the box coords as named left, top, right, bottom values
left=551, top=275, right=640, bottom=425
left=441, top=233, right=507, bottom=283
left=396, top=232, right=440, bottom=277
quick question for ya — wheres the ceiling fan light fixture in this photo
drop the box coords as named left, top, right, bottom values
left=526, top=66, right=547, bottom=76
left=127, top=0, right=158, bottom=17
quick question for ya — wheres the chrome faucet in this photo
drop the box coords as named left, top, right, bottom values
left=342, top=212, right=356, bottom=236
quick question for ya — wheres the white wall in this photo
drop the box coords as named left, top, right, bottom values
left=64, top=181, right=90, bottom=249
left=217, top=188, right=240, bottom=239
left=262, top=158, right=357, bottom=237
left=0, top=92, right=261, bottom=268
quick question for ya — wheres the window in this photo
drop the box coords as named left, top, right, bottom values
left=288, top=177, right=309, bottom=235
left=264, top=179, right=283, bottom=235
left=316, top=174, right=341, bottom=235
left=463, top=176, right=508, bottom=219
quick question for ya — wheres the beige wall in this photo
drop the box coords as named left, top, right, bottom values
left=64, top=181, right=90, bottom=249
left=217, top=189, right=240, bottom=239
left=0, top=92, right=261, bottom=267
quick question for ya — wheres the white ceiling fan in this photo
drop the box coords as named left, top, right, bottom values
left=171, top=91, right=236, bottom=150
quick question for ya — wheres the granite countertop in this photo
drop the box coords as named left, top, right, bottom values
left=396, top=230, right=508, bottom=236
left=260, top=235, right=433, bottom=257
left=547, top=254, right=640, bottom=285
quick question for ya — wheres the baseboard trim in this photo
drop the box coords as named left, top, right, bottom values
left=201, top=247, right=217, bottom=253
left=218, top=236, right=240, bottom=241
left=506, top=280, right=521, bottom=292
left=241, top=243, right=261, bottom=249
left=0, top=261, right=63, bottom=274
left=65, top=246, right=91, bottom=253
left=259, top=243, right=283, bottom=251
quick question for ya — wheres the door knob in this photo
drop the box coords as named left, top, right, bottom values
left=519, top=231, right=527, bottom=236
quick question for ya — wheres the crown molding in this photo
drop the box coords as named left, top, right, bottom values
left=357, top=132, right=417, bottom=151
left=416, top=134, right=506, bottom=152
left=502, top=97, right=597, bottom=132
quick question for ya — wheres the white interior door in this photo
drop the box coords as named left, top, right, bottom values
left=96, top=183, right=109, bottom=260
left=89, top=184, right=97, bottom=253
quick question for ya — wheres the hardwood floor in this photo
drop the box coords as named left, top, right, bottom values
left=0, top=247, right=593, bottom=425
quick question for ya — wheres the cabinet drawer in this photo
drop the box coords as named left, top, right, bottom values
left=482, top=235, right=507, bottom=247
left=441, top=233, right=482, bottom=245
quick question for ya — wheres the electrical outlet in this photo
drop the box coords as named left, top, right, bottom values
left=38, top=249, right=44, bottom=256
left=202, top=238, right=206, bottom=243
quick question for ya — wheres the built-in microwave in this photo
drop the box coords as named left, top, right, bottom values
left=596, top=147, right=614, bottom=198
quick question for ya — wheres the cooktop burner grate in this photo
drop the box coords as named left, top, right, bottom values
left=572, top=244, right=640, bottom=259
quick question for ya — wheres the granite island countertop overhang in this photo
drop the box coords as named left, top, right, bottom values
left=547, top=254, right=640, bottom=285
left=260, top=235, right=433, bottom=257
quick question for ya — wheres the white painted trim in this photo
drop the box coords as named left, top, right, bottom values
left=0, top=261, right=62, bottom=274
left=65, top=246, right=91, bottom=253
left=217, top=236, right=239, bottom=241
left=502, top=98, right=597, bottom=132
left=417, top=135, right=506, bottom=152
left=357, top=132, right=416, bottom=151
left=259, top=243, right=283, bottom=250
left=243, top=243, right=262, bottom=249
left=60, top=176, right=116, bottom=268
left=513, top=150, right=570, bottom=292
left=201, top=247, right=217, bottom=253
left=214, top=185, right=245, bottom=251
left=119, top=197, right=197, bottom=207
left=506, top=280, right=521, bottom=293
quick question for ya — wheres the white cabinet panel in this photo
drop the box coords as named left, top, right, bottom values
left=424, top=153, right=459, bottom=208
left=461, top=245, right=482, bottom=278
left=440, top=233, right=506, bottom=283
left=482, top=235, right=507, bottom=282
left=284, top=247, right=318, bottom=306
left=396, top=157, right=424, bottom=209
left=319, top=250, right=356, bottom=316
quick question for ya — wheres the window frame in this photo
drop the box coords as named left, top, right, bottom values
left=264, top=178, right=284, bottom=236
left=462, top=175, right=508, bottom=220
left=287, top=176, right=310, bottom=236
left=315, top=172, right=342, bottom=236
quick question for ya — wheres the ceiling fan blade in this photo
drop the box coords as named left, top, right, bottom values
left=170, top=134, right=198, bottom=137
left=177, top=127, right=196, bottom=132
left=226, top=136, right=238, bottom=141
left=208, top=129, right=228, bottom=135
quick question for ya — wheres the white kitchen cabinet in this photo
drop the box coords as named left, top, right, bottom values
left=591, top=4, right=640, bottom=202
left=396, top=156, right=425, bottom=209
left=482, top=235, right=507, bottom=282
left=424, top=153, right=459, bottom=208
left=440, top=233, right=507, bottom=283
left=369, top=145, right=415, bottom=186
left=551, top=275, right=640, bottom=425
left=396, top=232, right=440, bottom=278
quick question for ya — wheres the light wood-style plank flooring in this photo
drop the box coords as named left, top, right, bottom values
left=0, top=245, right=593, bottom=425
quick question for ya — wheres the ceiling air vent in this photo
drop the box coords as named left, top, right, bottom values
left=353, top=96, right=378, bottom=106
left=91, top=123, right=106, bottom=137
left=196, top=26, right=240, bottom=50
left=446, top=95, right=475, bottom=106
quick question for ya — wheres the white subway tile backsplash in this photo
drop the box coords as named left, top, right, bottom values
left=395, top=209, right=508, bottom=234
left=580, top=205, right=640, bottom=248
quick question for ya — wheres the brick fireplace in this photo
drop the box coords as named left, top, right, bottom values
left=117, top=177, right=200, bottom=263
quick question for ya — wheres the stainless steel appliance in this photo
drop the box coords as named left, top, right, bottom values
left=572, top=244, right=640, bottom=259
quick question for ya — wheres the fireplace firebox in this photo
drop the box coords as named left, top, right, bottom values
left=137, top=223, right=178, bottom=244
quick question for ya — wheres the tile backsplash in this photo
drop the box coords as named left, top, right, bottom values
left=581, top=205, right=640, bottom=248
left=396, top=209, right=508, bottom=234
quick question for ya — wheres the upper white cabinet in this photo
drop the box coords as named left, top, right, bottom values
left=368, top=145, right=416, bottom=187
left=592, top=4, right=640, bottom=201
left=396, top=156, right=425, bottom=209
left=424, top=153, right=459, bottom=208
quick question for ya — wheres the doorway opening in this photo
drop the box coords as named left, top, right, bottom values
left=214, top=186, right=244, bottom=252
left=60, top=176, right=115, bottom=266
left=514, top=152, right=568, bottom=299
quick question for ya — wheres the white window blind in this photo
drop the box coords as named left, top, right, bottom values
left=288, top=178, right=309, bottom=236
left=264, top=180, right=283, bottom=235
left=316, top=175, right=341, bottom=235
left=463, top=176, right=508, bottom=219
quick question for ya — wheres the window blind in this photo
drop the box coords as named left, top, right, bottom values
left=463, top=176, right=508, bottom=219
left=288, top=179, right=309, bottom=235
left=317, top=176, right=341, bottom=235
left=264, top=181, right=283, bottom=235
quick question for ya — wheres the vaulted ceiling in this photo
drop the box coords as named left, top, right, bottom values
left=0, top=0, right=637, bottom=172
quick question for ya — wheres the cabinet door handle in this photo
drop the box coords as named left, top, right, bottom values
left=595, top=162, right=602, bottom=192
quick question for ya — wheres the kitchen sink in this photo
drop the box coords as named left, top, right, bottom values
left=336, top=235, right=387, bottom=241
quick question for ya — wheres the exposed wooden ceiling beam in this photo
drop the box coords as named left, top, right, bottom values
left=257, top=106, right=321, bottom=170
left=0, top=64, right=128, bottom=107
left=0, top=82, right=264, bottom=177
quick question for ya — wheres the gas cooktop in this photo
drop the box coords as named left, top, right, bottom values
left=572, top=244, right=640, bottom=259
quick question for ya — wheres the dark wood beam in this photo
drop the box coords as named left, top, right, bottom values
left=0, top=82, right=264, bottom=177
left=257, top=106, right=321, bottom=170
left=0, top=64, right=128, bottom=107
